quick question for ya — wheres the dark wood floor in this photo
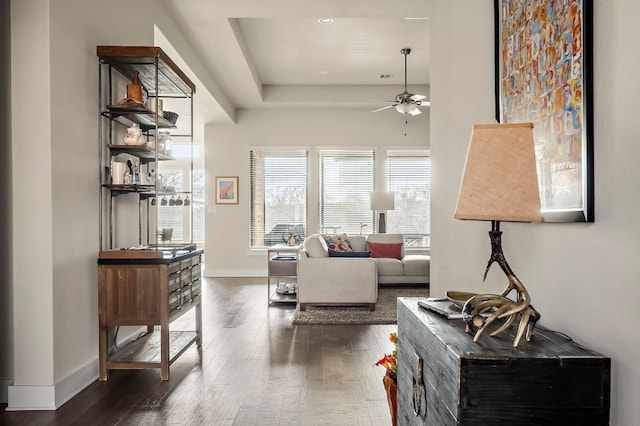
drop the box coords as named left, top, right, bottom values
left=0, top=278, right=396, bottom=425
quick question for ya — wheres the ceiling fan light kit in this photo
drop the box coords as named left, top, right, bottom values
left=373, top=47, right=429, bottom=116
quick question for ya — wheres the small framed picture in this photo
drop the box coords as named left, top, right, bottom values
left=215, top=176, right=238, bottom=204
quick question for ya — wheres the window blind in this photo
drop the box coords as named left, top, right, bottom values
left=387, top=150, right=431, bottom=247
left=250, top=149, right=307, bottom=247
left=318, top=149, right=376, bottom=236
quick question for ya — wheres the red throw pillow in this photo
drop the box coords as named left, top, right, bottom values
left=367, top=242, right=403, bottom=260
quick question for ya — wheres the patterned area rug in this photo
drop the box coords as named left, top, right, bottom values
left=291, top=286, right=429, bottom=325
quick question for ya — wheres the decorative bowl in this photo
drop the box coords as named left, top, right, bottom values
left=163, top=111, right=179, bottom=125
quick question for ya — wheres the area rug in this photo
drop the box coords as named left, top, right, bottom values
left=291, top=286, right=429, bottom=325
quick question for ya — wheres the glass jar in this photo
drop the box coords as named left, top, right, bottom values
left=157, top=130, right=173, bottom=156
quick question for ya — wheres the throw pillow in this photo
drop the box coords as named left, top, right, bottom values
left=367, top=241, right=403, bottom=260
left=328, top=249, right=372, bottom=258
left=323, top=233, right=353, bottom=252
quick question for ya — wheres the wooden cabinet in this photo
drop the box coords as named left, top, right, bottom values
left=98, top=248, right=203, bottom=381
left=396, top=297, right=610, bottom=425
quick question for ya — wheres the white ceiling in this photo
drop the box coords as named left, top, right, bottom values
left=161, top=0, right=432, bottom=123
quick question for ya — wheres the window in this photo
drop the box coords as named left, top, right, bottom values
left=156, top=144, right=204, bottom=243
left=318, top=149, right=376, bottom=235
left=250, top=149, right=307, bottom=248
left=387, top=150, right=431, bottom=248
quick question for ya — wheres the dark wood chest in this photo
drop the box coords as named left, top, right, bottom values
left=397, top=298, right=610, bottom=425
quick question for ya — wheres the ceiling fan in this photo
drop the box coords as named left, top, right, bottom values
left=372, top=48, right=429, bottom=116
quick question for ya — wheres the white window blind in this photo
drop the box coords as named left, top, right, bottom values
left=250, top=149, right=307, bottom=248
left=387, top=150, right=431, bottom=247
left=318, top=149, right=376, bottom=236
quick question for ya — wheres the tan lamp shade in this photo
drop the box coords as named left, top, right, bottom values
left=454, top=123, right=543, bottom=223
left=370, top=191, right=395, bottom=211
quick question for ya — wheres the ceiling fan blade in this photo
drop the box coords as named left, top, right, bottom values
left=417, top=100, right=431, bottom=107
left=371, top=105, right=395, bottom=113
left=409, top=107, right=422, bottom=116
left=410, top=94, right=427, bottom=101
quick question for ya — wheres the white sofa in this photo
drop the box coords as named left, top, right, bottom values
left=296, top=233, right=430, bottom=311
left=297, top=234, right=378, bottom=311
left=367, top=233, right=430, bottom=285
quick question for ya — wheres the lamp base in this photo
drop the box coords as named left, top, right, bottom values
left=378, top=212, right=386, bottom=233
left=461, top=220, right=541, bottom=348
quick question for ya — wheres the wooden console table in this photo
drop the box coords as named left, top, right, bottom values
left=397, top=297, right=610, bottom=425
left=97, top=247, right=203, bottom=380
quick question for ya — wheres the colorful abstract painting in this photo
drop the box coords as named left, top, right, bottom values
left=496, top=0, right=593, bottom=222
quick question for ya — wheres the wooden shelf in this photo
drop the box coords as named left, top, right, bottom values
left=97, top=46, right=196, bottom=96
left=102, top=107, right=176, bottom=132
left=269, top=290, right=296, bottom=304
left=108, top=144, right=173, bottom=163
left=109, top=330, right=198, bottom=365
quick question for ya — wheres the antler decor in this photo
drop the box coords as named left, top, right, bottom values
left=454, top=123, right=544, bottom=348
left=461, top=221, right=540, bottom=347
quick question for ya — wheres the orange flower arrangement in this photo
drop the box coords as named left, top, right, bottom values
left=375, top=332, right=398, bottom=384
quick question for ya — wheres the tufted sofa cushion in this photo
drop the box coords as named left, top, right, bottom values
left=403, top=255, right=430, bottom=277
left=376, top=258, right=404, bottom=276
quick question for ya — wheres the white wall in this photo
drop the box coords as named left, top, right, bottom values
left=0, top=0, right=13, bottom=404
left=431, top=1, right=640, bottom=424
left=8, top=0, right=208, bottom=410
left=204, top=108, right=429, bottom=277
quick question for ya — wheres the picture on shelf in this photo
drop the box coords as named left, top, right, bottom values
left=215, top=176, right=239, bottom=204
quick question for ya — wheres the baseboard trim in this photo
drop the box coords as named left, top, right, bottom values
left=6, top=357, right=98, bottom=411
left=7, top=385, right=56, bottom=410
left=0, top=378, right=10, bottom=404
left=204, top=268, right=265, bottom=278
left=5, top=327, right=149, bottom=411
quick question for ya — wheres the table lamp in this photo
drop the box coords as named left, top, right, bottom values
left=370, top=191, right=395, bottom=233
left=454, top=123, right=543, bottom=347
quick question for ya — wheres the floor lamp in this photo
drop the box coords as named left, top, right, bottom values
left=370, top=191, right=395, bottom=233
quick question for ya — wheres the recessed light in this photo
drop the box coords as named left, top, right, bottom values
left=318, top=18, right=334, bottom=24
left=317, top=71, right=329, bottom=76
left=404, top=17, right=430, bottom=20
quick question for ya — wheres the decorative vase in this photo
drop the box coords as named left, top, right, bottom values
left=383, top=375, right=397, bottom=426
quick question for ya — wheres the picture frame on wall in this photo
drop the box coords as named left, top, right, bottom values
left=494, top=0, right=594, bottom=222
left=215, top=176, right=239, bottom=204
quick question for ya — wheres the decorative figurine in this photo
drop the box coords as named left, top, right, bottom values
left=118, top=70, right=143, bottom=106
left=124, top=123, right=144, bottom=145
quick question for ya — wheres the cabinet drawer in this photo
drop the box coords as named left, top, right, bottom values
left=191, top=264, right=201, bottom=280
left=180, top=259, right=192, bottom=271
left=168, top=261, right=181, bottom=275
left=191, top=255, right=201, bottom=267
left=168, top=272, right=181, bottom=293
left=168, top=290, right=182, bottom=312
left=180, top=269, right=192, bottom=287
left=191, top=279, right=201, bottom=298
left=269, top=260, right=297, bottom=276
left=181, top=285, right=192, bottom=304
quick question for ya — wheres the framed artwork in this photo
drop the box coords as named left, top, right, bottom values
left=495, top=0, right=593, bottom=222
left=215, top=176, right=239, bottom=204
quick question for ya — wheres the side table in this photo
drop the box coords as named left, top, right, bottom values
left=267, top=244, right=300, bottom=305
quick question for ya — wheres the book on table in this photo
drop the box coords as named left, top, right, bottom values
left=271, top=254, right=297, bottom=260
left=418, top=298, right=493, bottom=320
